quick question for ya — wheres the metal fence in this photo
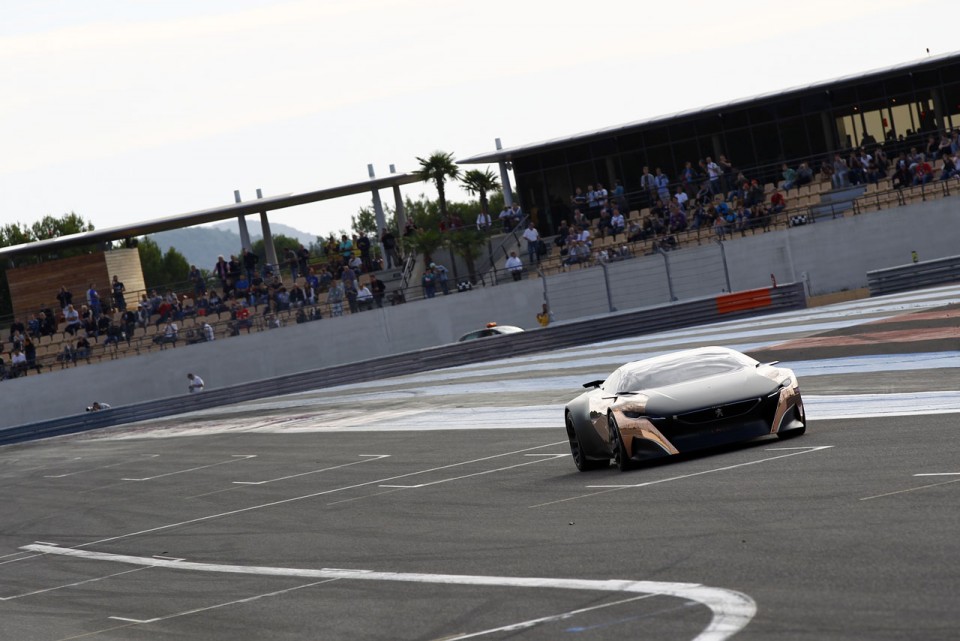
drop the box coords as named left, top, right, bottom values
left=542, top=242, right=734, bottom=320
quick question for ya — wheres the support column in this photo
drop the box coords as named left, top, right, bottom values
left=496, top=138, right=514, bottom=207
left=369, top=165, right=387, bottom=267
left=234, top=190, right=252, bottom=250
left=256, top=188, right=279, bottom=274
left=390, top=164, right=406, bottom=233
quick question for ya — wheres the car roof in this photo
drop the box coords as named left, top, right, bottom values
left=619, top=346, right=755, bottom=373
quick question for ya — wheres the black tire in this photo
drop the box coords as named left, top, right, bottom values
left=608, top=413, right=633, bottom=472
left=566, top=414, right=607, bottom=471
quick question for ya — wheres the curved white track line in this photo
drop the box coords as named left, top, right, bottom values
left=23, top=544, right=755, bottom=641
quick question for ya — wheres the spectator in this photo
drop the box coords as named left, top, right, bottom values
left=155, top=320, right=178, bottom=349
left=369, top=273, right=386, bottom=308
left=56, top=286, right=73, bottom=311
left=421, top=266, right=437, bottom=298
left=640, top=166, right=657, bottom=208
left=655, top=168, right=671, bottom=203
left=536, top=303, right=553, bottom=327
left=189, top=264, right=207, bottom=295
left=832, top=153, right=848, bottom=188
left=356, top=235, right=371, bottom=273
left=297, top=244, right=310, bottom=277
left=111, top=275, right=126, bottom=311
left=75, top=334, right=92, bottom=361
left=9, top=347, right=27, bottom=378
left=381, top=228, right=399, bottom=269
left=430, top=262, right=450, bottom=295
left=357, top=283, right=374, bottom=311
left=285, top=247, right=299, bottom=283
left=87, top=283, right=102, bottom=318
left=187, top=373, right=204, bottom=393
left=327, top=279, right=344, bottom=316
left=781, top=163, right=798, bottom=191
left=202, top=322, right=215, bottom=342
left=23, top=337, right=40, bottom=374
left=338, top=234, right=353, bottom=262
left=505, top=251, right=523, bottom=281
left=63, top=304, right=82, bottom=336
left=499, top=206, right=514, bottom=232
left=213, top=255, right=229, bottom=292
left=914, top=159, right=934, bottom=185
left=769, top=189, right=786, bottom=214
left=241, top=248, right=259, bottom=282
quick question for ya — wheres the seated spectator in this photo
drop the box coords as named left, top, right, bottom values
left=796, top=162, right=814, bottom=186
left=769, top=189, right=786, bottom=214
left=9, top=347, right=27, bottom=378
left=627, top=220, right=645, bottom=243
left=781, top=163, right=798, bottom=190
left=940, top=154, right=958, bottom=180
left=914, top=160, right=934, bottom=185
left=57, top=342, right=76, bottom=367
left=356, top=283, right=374, bottom=311
left=610, top=208, right=626, bottom=236
left=505, top=251, right=524, bottom=281
left=232, top=303, right=253, bottom=333
left=153, top=320, right=178, bottom=349
left=27, top=315, right=41, bottom=340
left=23, top=337, right=41, bottom=374
left=289, top=283, right=306, bottom=308
left=63, top=304, right=82, bottom=336
left=202, top=322, right=215, bottom=342
left=75, top=334, right=92, bottom=361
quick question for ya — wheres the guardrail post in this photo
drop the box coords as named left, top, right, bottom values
left=600, top=262, right=617, bottom=312
left=655, top=246, right=677, bottom=302
left=539, top=266, right=553, bottom=318
left=715, top=239, right=732, bottom=292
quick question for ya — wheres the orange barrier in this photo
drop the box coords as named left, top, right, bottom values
left=716, top=288, right=773, bottom=315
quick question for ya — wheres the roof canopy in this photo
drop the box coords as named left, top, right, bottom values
left=0, top=173, right=421, bottom=260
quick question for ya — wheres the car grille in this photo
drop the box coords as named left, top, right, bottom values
left=675, top=398, right=761, bottom=424
left=654, top=394, right=780, bottom=445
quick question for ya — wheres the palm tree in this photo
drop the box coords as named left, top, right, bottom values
left=460, top=168, right=501, bottom=217
left=446, top=228, right=488, bottom=284
left=415, top=151, right=460, bottom=219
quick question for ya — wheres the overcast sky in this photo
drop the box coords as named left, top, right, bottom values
left=2, top=0, right=956, bottom=240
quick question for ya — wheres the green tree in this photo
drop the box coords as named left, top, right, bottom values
left=351, top=207, right=378, bottom=237
left=252, top=234, right=302, bottom=265
left=415, top=151, right=460, bottom=219
left=446, top=227, right=488, bottom=284
left=460, top=168, right=500, bottom=217
left=404, top=228, right=444, bottom=265
left=138, top=237, right=190, bottom=289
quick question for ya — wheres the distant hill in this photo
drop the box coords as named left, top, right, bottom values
left=148, top=222, right=320, bottom=268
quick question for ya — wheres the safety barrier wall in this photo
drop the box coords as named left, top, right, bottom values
left=867, top=255, right=960, bottom=296
left=0, top=283, right=805, bottom=443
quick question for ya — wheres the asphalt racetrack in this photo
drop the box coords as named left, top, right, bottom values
left=3, top=286, right=960, bottom=641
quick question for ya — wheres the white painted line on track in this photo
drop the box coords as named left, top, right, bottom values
left=860, top=477, right=960, bottom=501
left=231, top=455, right=390, bottom=485
left=24, top=544, right=756, bottom=641
left=44, top=455, right=160, bottom=478
left=8, top=442, right=568, bottom=564
left=121, top=455, right=257, bottom=481
left=376, top=454, right=567, bottom=489
left=0, top=566, right=151, bottom=601
left=439, top=593, right=659, bottom=640
left=533, top=446, right=833, bottom=507
left=914, top=472, right=960, bottom=476
left=102, top=579, right=340, bottom=627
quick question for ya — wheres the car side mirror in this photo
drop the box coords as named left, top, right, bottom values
left=583, top=379, right=604, bottom=389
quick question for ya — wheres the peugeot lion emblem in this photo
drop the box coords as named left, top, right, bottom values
left=715, top=407, right=724, bottom=418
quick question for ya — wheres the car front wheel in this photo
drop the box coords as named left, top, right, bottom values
left=608, top=413, right=633, bottom=472
left=566, top=414, right=607, bottom=471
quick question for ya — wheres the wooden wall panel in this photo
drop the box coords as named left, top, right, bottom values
left=7, top=249, right=144, bottom=323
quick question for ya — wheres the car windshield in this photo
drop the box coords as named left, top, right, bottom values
left=605, top=350, right=752, bottom=392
